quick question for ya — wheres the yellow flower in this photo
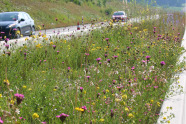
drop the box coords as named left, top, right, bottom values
left=128, top=113, right=134, bottom=118
left=53, top=89, right=57, bottom=91
left=150, top=100, right=154, bottom=103
left=36, top=44, right=42, bottom=48
left=157, top=102, right=161, bottom=107
left=115, top=98, right=121, bottom=102
left=104, top=96, right=106, bottom=99
left=42, top=34, right=46, bottom=38
left=75, top=107, right=84, bottom=112
left=3, top=79, right=10, bottom=85
left=28, top=88, right=32, bottom=91
left=167, top=120, right=170, bottom=123
left=10, top=100, right=14, bottom=104
left=106, top=89, right=109, bottom=93
left=100, top=119, right=104, bottom=122
left=125, top=107, right=129, bottom=112
left=92, top=44, right=95, bottom=46
left=22, top=85, right=27, bottom=89
left=163, top=117, right=166, bottom=120
left=92, top=102, right=95, bottom=105
left=122, top=94, right=127, bottom=99
left=25, top=37, right=29, bottom=41
left=42, top=71, right=46, bottom=73
left=83, top=90, right=86, bottom=94
left=97, top=87, right=100, bottom=89
left=32, top=113, right=39, bottom=119
left=0, top=94, right=2, bottom=98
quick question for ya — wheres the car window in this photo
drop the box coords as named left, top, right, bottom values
left=25, top=13, right=31, bottom=20
left=23, top=13, right=29, bottom=20
left=0, top=13, right=18, bottom=21
left=113, top=12, right=124, bottom=15
left=18, top=13, right=25, bottom=20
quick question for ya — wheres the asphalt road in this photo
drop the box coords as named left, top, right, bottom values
left=0, top=15, right=159, bottom=53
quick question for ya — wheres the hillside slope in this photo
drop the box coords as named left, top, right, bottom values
left=0, top=0, right=153, bottom=29
left=0, top=0, right=124, bottom=29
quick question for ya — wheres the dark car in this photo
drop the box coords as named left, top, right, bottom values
left=0, top=12, right=35, bottom=39
left=112, top=11, right=128, bottom=22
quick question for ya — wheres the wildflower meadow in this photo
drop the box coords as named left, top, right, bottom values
left=0, top=11, right=185, bottom=124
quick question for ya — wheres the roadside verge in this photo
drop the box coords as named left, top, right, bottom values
left=157, top=28, right=186, bottom=124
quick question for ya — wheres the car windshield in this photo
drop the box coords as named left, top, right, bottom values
left=0, top=13, right=18, bottom=21
left=113, top=12, right=124, bottom=15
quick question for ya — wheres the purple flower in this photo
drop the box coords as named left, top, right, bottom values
left=67, top=67, right=71, bottom=72
left=80, top=87, right=83, bottom=92
left=105, top=38, right=109, bottom=41
left=96, top=58, right=101, bottom=63
left=14, top=93, right=24, bottom=105
left=5, top=38, right=9, bottom=43
left=5, top=44, right=9, bottom=49
left=160, top=61, right=165, bottom=66
left=131, top=66, right=135, bottom=70
left=0, top=32, right=5, bottom=34
left=85, top=53, right=89, bottom=56
left=97, top=93, right=101, bottom=98
left=52, top=45, right=56, bottom=50
left=82, top=106, right=87, bottom=110
left=154, top=86, right=158, bottom=89
left=56, top=113, right=69, bottom=122
left=0, top=117, right=3, bottom=123
left=113, top=55, right=118, bottom=59
left=104, top=54, right=108, bottom=58
left=107, top=59, right=111, bottom=63
left=111, top=109, right=114, bottom=118
left=146, top=56, right=151, bottom=61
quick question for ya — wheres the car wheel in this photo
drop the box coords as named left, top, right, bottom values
left=31, top=26, right=35, bottom=35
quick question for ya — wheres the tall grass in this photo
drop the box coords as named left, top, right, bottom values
left=0, top=11, right=185, bottom=124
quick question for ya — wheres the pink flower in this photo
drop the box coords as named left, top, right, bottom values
left=0, top=117, right=3, bottom=123
left=146, top=56, right=151, bottom=60
left=96, top=58, right=101, bottom=62
left=85, top=53, right=89, bottom=56
left=14, top=93, right=24, bottom=105
left=52, top=45, right=56, bottom=50
left=131, top=66, right=135, bottom=70
left=160, top=61, right=165, bottom=66
left=79, top=87, right=83, bottom=92
left=56, top=113, right=69, bottom=122
left=41, top=122, right=47, bottom=124
left=5, top=44, right=9, bottom=49
left=154, top=86, right=158, bottom=89
left=113, top=55, right=118, bottom=59
left=105, top=38, right=109, bottom=41
left=82, top=106, right=87, bottom=110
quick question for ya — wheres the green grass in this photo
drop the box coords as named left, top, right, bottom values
left=0, top=0, right=158, bottom=29
left=0, top=10, right=185, bottom=123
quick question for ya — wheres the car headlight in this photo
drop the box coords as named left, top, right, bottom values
left=8, top=24, right=16, bottom=28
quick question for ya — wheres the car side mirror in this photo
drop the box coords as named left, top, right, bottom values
left=19, top=18, right=25, bottom=23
